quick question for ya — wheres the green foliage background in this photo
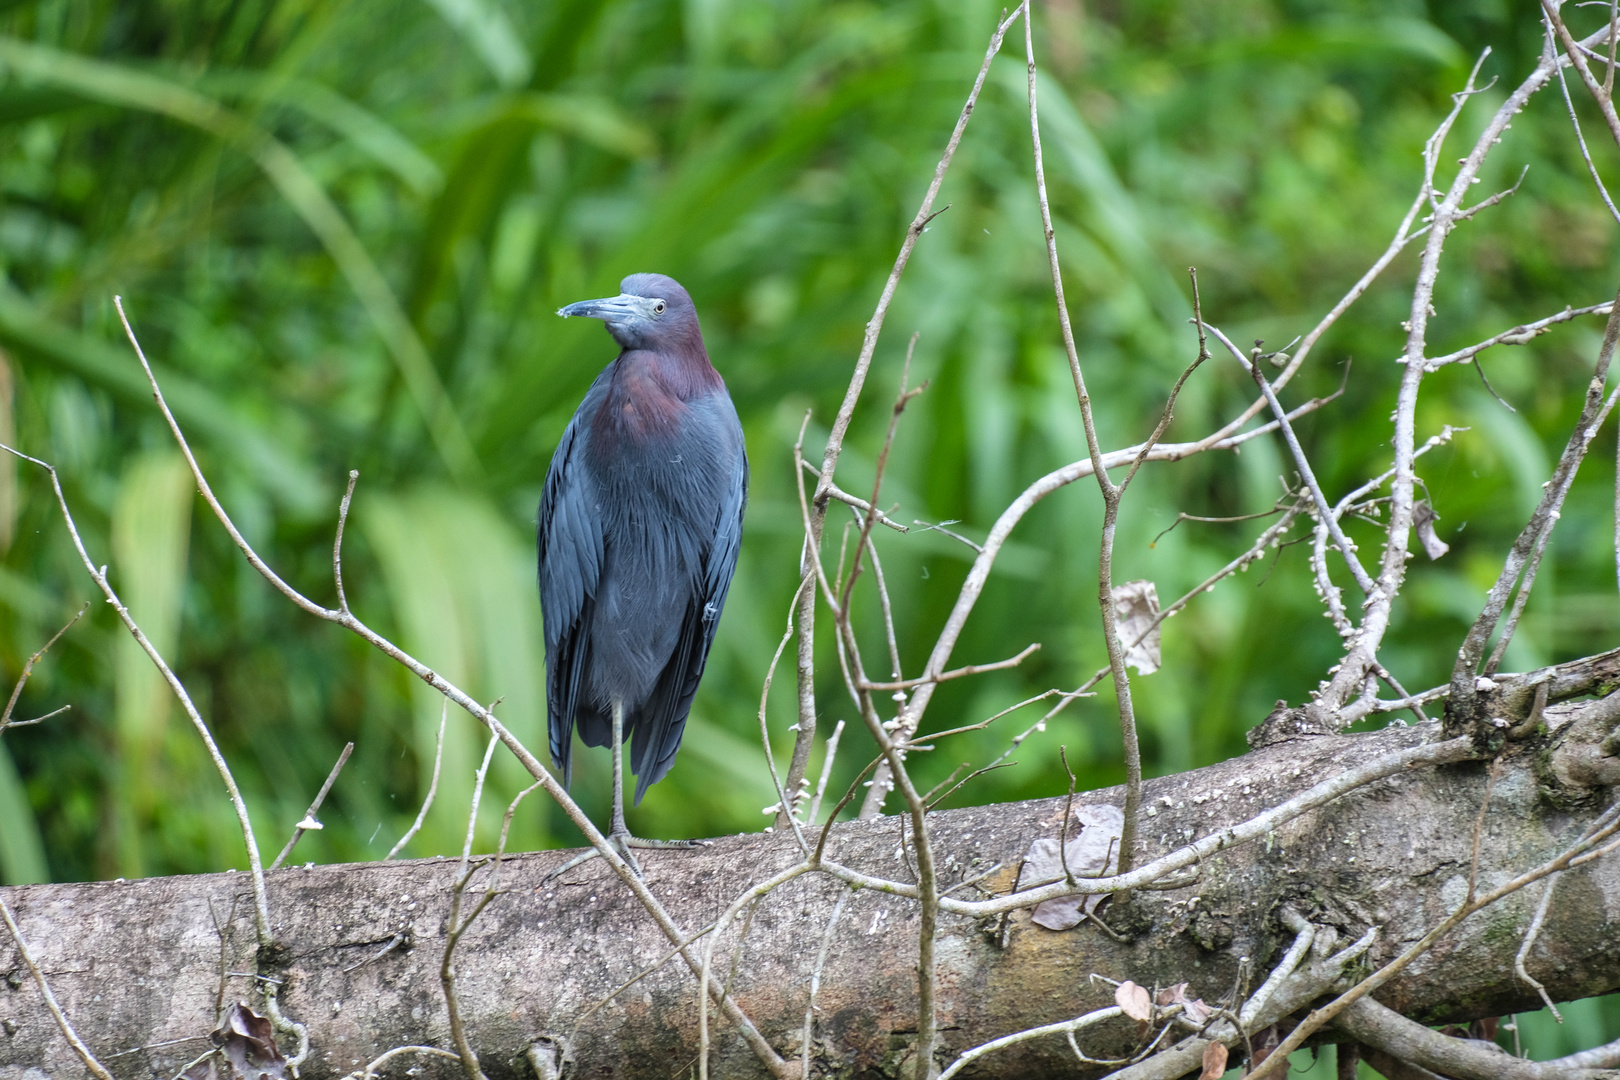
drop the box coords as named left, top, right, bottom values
left=0, top=0, right=1618, bottom=1053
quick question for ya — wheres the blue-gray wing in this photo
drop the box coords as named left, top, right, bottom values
left=538, top=398, right=605, bottom=789
left=629, top=425, right=748, bottom=804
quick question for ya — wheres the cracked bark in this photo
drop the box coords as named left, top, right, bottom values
left=1, top=694, right=1617, bottom=1079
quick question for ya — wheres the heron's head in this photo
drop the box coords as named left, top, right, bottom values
left=557, top=273, right=700, bottom=352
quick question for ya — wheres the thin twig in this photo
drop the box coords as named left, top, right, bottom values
left=760, top=576, right=813, bottom=848
left=1022, top=0, right=1146, bottom=880
left=0, top=603, right=85, bottom=736
left=859, top=644, right=1040, bottom=692
left=340, top=1046, right=464, bottom=1080
left=1514, top=873, right=1565, bottom=1021
left=462, top=733, right=500, bottom=870
left=271, top=740, right=354, bottom=871
left=333, top=469, right=358, bottom=614
left=805, top=719, right=845, bottom=827
left=1487, top=388, right=1620, bottom=675
left=1209, top=326, right=1375, bottom=597
left=699, top=863, right=815, bottom=1080
left=801, top=888, right=853, bottom=1080
left=846, top=336, right=925, bottom=817
left=939, top=1005, right=1124, bottom=1080
left=1311, top=42, right=1578, bottom=718
left=388, top=699, right=447, bottom=860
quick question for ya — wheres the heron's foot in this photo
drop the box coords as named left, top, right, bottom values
left=622, top=835, right=710, bottom=850
left=542, top=832, right=708, bottom=883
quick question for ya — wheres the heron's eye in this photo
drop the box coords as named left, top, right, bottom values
left=653, top=300, right=666, bottom=315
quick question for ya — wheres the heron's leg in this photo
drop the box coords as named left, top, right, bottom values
left=609, top=699, right=630, bottom=838
left=605, top=701, right=643, bottom=875
left=541, top=702, right=706, bottom=883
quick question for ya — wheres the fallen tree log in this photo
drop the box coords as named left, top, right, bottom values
left=2, top=698, right=1617, bottom=1079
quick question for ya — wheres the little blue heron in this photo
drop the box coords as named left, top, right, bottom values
left=539, top=272, right=747, bottom=873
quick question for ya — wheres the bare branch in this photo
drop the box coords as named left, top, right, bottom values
left=817, top=735, right=1479, bottom=915
left=1451, top=283, right=1620, bottom=724
left=1022, top=2, right=1148, bottom=877
left=0, top=602, right=85, bottom=737
left=938, top=1005, right=1124, bottom=1080
left=796, top=460, right=908, bottom=534
left=781, top=1, right=1028, bottom=821
left=333, top=469, right=358, bottom=614
left=1426, top=301, right=1615, bottom=369
left=1308, top=38, right=1591, bottom=718
left=1207, top=324, right=1375, bottom=597
left=805, top=719, right=845, bottom=827
left=270, top=740, right=353, bottom=871
left=1244, top=805, right=1620, bottom=1080
left=1514, top=873, right=1565, bottom=1020
left=759, top=576, right=812, bottom=850
left=859, top=643, right=1040, bottom=692
left=1334, top=992, right=1614, bottom=1080
left=387, top=699, right=447, bottom=860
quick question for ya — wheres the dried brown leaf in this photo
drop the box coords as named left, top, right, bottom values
left=1199, top=1040, right=1228, bottom=1080
left=1251, top=1023, right=1281, bottom=1070
left=1156, top=981, right=1212, bottom=1025
left=1019, top=804, right=1124, bottom=930
left=1156, top=982, right=1189, bottom=1006
left=215, top=1002, right=286, bottom=1080
left=1112, top=580, right=1162, bottom=674
left=181, top=1059, right=221, bottom=1080
left=1115, top=979, right=1153, bottom=1022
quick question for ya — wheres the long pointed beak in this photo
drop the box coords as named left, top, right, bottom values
left=557, top=294, right=643, bottom=321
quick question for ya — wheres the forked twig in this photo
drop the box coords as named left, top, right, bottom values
left=0, top=603, right=85, bottom=736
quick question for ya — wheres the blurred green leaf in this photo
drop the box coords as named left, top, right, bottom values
left=110, top=449, right=192, bottom=877
left=0, top=740, right=46, bottom=884
left=422, top=0, right=532, bottom=89
left=0, top=34, right=477, bottom=481
left=359, top=486, right=547, bottom=855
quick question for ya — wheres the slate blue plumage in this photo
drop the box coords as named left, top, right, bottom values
left=539, top=273, right=747, bottom=827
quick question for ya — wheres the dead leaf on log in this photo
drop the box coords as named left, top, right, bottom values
left=1157, top=981, right=1212, bottom=1025
left=180, top=1059, right=220, bottom=1080
left=1251, top=1023, right=1285, bottom=1075
left=215, top=1002, right=286, bottom=1080
left=1018, top=803, right=1123, bottom=930
left=1199, top=1040, right=1228, bottom=1079
left=1112, top=580, right=1162, bottom=674
left=1115, top=979, right=1153, bottom=1022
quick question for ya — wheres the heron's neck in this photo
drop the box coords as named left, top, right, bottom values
left=591, top=346, right=722, bottom=450
left=613, top=342, right=721, bottom=401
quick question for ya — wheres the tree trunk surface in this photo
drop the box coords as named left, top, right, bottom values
left=2, top=703, right=1617, bottom=1079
